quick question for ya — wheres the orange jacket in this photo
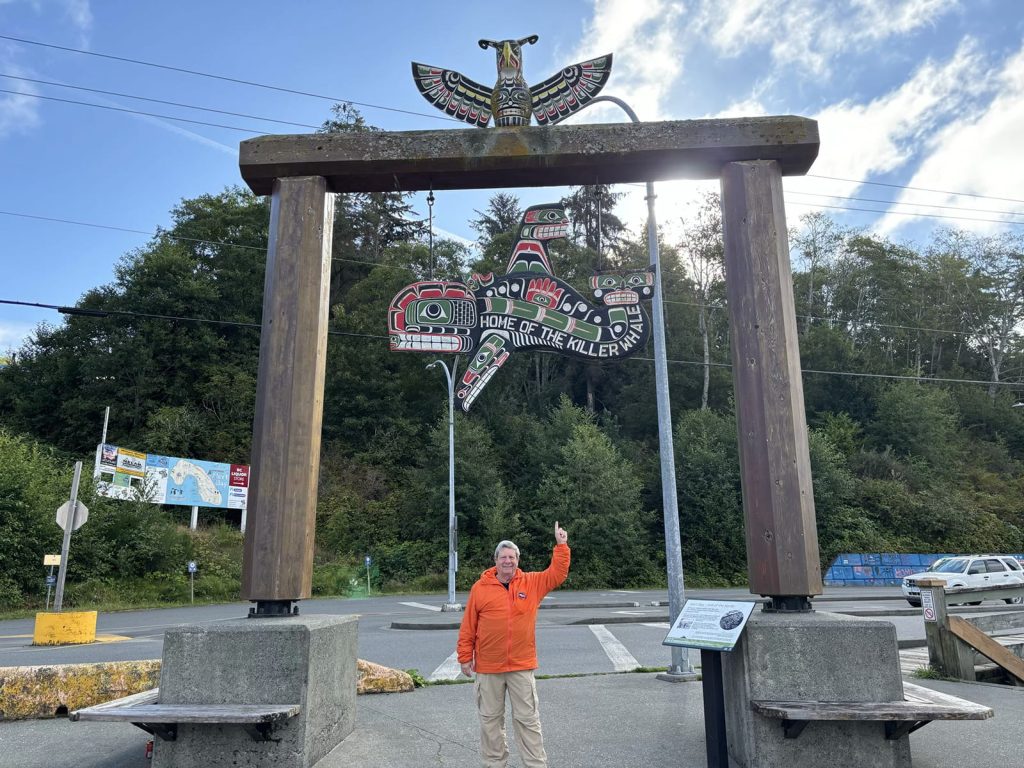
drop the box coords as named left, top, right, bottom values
left=457, top=544, right=570, bottom=673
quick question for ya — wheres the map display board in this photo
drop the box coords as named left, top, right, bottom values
left=95, top=444, right=249, bottom=510
left=662, top=599, right=757, bottom=652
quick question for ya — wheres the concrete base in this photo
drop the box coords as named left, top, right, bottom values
left=152, top=614, right=357, bottom=768
left=440, top=603, right=463, bottom=612
left=722, top=609, right=910, bottom=768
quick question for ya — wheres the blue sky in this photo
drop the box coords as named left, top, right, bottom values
left=2, top=0, right=1023, bottom=353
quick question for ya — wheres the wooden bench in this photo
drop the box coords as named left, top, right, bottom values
left=751, top=681, right=992, bottom=740
left=70, top=687, right=301, bottom=742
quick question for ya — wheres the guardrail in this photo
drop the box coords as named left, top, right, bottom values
left=916, top=579, right=1024, bottom=684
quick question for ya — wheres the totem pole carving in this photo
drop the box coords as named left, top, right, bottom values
left=412, top=35, right=612, bottom=127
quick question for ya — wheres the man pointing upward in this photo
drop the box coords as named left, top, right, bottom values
left=458, top=521, right=571, bottom=768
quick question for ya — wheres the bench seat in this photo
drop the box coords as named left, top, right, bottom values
left=751, top=681, right=992, bottom=740
left=70, top=687, right=301, bottom=742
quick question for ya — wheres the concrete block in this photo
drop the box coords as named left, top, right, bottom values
left=152, top=614, right=357, bottom=768
left=722, top=609, right=910, bottom=768
left=32, top=610, right=97, bottom=645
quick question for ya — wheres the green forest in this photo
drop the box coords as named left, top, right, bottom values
left=3, top=106, right=1024, bottom=611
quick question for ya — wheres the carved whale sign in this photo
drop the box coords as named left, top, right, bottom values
left=387, top=204, right=653, bottom=411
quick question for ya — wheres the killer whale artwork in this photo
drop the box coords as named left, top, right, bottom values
left=388, top=204, right=654, bottom=411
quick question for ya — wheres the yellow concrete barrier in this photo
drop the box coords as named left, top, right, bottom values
left=32, top=610, right=98, bottom=645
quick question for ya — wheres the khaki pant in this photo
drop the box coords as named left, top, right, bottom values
left=474, top=670, right=548, bottom=768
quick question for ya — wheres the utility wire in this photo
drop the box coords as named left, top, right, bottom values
left=0, top=88, right=261, bottom=133
left=0, top=299, right=388, bottom=340
left=0, top=207, right=1000, bottom=338
left=5, top=299, right=1021, bottom=387
left=786, top=190, right=1024, bottom=219
left=0, top=33, right=448, bottom=122
left=805, top=174, right=1024, bottom=206
left=0, top=73, right=322, bottom=130
left=786, top=199, right=1024, bottom=227
left=8, top=34, right=1024, bottom=214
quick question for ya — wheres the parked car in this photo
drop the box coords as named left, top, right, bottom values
left=901, top=554, right=1024, bottom=607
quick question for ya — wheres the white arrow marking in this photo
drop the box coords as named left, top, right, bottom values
left=430, top=651, right=462, bottom=681
left=589, top=624, right=640, bottom=672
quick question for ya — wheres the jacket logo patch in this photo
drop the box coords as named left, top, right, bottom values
left=517, top=592, right=527, bottom=599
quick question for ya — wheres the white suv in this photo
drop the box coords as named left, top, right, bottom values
left=902, top=554, right=1024, bottom=607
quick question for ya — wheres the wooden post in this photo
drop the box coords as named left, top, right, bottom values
left=919, top=579, right=949, bottom=672
left=919, top=578, right=977, bottom=680
left=719, top=160, right=822, bottom=601
left=242, top=176, right=334, bottom=607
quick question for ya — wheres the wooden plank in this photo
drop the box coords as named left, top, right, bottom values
left=719, top=160, right=821, bottom=597
left=238, top=117, right=820, bottom=195
left=901, top=681, right=994, bottom=717
left=752, top=696, right=991, bottom=722
left=242, top=176, right=334, bottom=601
left=74, top=703, right=301, bottom=724
left=70, top=688, right=159, bottom=720
left=949, top=615, right=1024, bottom=685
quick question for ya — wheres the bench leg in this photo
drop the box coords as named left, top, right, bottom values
left=885, top=721, right=928, bottom=740
left=781, top=720, right=808, bottom=739
left=135, top=722, right=178, bottom=741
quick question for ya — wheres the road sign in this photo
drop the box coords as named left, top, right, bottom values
left=365, top=556, right=371, bottom=567
left=56, top=500, right=89, bottom=532
left=187, top=561, right=197, bottom=573
left=45, top=575, right=57, bottom=586
left=44, top=554, right=61, bottom=566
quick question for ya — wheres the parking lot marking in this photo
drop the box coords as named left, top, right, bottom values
left=400, top=602, right=441, bottom=612
left=589, top=624, right=640, bottom=672
left=430, top=651, right=462, bottom=681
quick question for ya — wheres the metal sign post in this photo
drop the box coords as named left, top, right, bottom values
left=188, top=561, right=197, bottom=604
left=43, top=554, right=59, bottom=609
left=365, top=556, right=371, bottom=596
left=53, top=462, right=83, bottom=612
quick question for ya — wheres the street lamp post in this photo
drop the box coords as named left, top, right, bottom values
left=586, top=95, right=696, bottom=679
left=427, top=358, right=462, bottom=611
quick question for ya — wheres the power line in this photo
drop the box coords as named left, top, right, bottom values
left=0, top=299, right=388, bottom=340
left=806, top=174, right=1024, bottom=206
left=786, top=189, right=1024, bottom=219
left=6, top=298, right=1021, bottom=388
left=786, top=198, right=1024, bottom=227
left=0, top=209, right=410, bottom=268
left=0, top=206, right=997, bottom=339
left=0, top=33, right=448, bottom=123
left=0, top=73, right=322, bottom=130
left=0, top=88, right=262, bottom=133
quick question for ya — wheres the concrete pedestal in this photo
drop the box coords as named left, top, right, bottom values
left=152, top=614, right=357, bottom=768
left=722, top=610, right=910, bottom=768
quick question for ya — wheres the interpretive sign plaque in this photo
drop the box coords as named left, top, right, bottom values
left=663, top=599, right=757, bottom=652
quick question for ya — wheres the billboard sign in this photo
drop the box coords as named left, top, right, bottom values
left=94, top=444, right=249, bottom=510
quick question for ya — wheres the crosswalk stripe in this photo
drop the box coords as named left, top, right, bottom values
left=430, top=651, right=462, bottom=681
left=400, top=602, right=441, bottom=612
left=589, top=624, right=641, bottom=672
left=641, top=622, right=670, bottom=629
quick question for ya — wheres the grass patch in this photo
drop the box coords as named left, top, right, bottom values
left=911, top=665, right=948, bottom=680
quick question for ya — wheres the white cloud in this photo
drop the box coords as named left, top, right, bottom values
left=782, top=39, right=990, bottom=211
left=0, top=320, right=35, bottom=353
left=566, top=0, right=687, bottom=122
left=874, top=43, right=1024, bottom=236
left=696, top=0, right=961, bottom=77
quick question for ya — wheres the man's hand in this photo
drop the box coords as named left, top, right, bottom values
left=460, top=660, right=475, bottom=677
left=555, top=521, right=568, bottom=546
